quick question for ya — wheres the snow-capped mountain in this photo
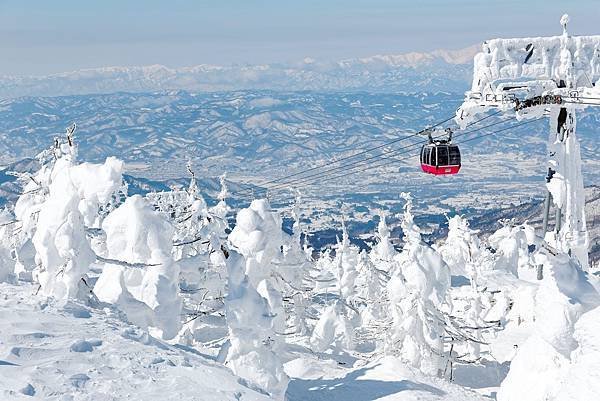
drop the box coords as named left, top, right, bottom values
left=0, top=46, right=477, bottom=99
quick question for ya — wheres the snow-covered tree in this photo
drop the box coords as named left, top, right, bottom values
left=437, top=214, right=503, bottom=363
left=146, top=166, right=233, bottom=344
left=229, top=199, right=286, bottom=330
left=279, top=193, right=313, bottom=335
left=438, top=215, right=481, bottom=277
left=313, top=219, right=362, bottom=350
left=224, top=250, right=289, bottom=400
left=12, top=137, right=71, bottom=280
left=336, top=219, right=359, bottom=305
left=225, top=199, right=289, bottom=399
left=356, top=249, right=387, bottom=324
left=386, top=193, right=451, bottom=377
left=310, top=300, right=355, bottom=352
left=94, top=195, right=182, bottom=340
left=15, top=126, right=124, bottom=300
left=488, top=222, right=536, bottom=278
left=370, top=211, right=397, bottom=270
left=312, top=248, right=336, bottom=293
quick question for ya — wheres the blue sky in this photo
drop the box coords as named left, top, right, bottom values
left=0, top=0, right=598, bottom=75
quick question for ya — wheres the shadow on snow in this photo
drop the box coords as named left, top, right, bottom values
left=286, top=366, right=446, bottom=401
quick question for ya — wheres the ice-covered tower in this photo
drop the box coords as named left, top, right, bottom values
left=456, top=15, right=599, bottom=270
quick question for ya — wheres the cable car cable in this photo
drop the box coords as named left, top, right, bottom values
left=235, top=110, right=502, bottom=197
left=234, top=114, right=457, bottom=196
left=263, top=113, right=509, bottom=193
left=285, top=117, right=542, bottom=192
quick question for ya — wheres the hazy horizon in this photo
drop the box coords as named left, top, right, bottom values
left=1, top=0, right=598, bottom=76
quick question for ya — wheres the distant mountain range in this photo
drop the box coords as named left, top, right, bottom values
left=0, top=89, right=597, bottom=245
left=0, top=46, right=479, bottom=99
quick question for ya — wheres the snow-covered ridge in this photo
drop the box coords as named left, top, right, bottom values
left=353, top=45, right=480, bottom=67
left=0, top=46, right=477, bottom=98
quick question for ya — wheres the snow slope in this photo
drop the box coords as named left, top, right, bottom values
left=553, top=305, right=600, bottom=400
left=0, top=281, right=488, bottom=401
left=0, top=282, right=270, bottom=401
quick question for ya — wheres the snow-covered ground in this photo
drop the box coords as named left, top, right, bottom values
left=0, top=282, right=271, bottom=401
left=285, top=355, right=487, bottom=401
left=0, top=281, right=489, bottom=401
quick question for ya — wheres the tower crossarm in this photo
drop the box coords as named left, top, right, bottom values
left=512, top=86, right=600, bottom=117
left=455, top=26, right=600, bottom=127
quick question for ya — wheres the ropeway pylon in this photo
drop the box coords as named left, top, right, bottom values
left=456, top=14, right=599, bottom=270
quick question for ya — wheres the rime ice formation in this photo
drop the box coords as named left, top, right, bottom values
left=544, top=107, right=589, bottom=268
left=498, top=252, right=600, bottom=401
left=386, top=193, right=450, bottom=376
left=336, top=220, right=360, bottom=304
left=280, top=195, right=313, bottom=335
left=487, top=223, right=535, bottom=278
left=310, top=301, right=355, bottom=352
left=0, top=210, right=16, bottom=283
left=370, top=211, right=397, bottom=269
left=458, top=24, right=600, bottom=125
left=225, top=200, right=289, bottom=400
left=228, top=199, right=283, bottom=286
left=438, top=215, right=481, bottom=276
left=94, top=195, right=182, bottom=340
left=15, top=137, right=123, bottom=300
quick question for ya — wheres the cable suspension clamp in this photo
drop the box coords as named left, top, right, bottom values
left=514, top=94, right=563, bottom=111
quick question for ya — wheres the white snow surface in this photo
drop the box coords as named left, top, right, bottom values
left=0, top=281, right=493, bottom=401
left=285, top=355, right=487, bottom=401
left=497, top=251, right=600, bottom=401
left=0, top=282, right=270, bottom=401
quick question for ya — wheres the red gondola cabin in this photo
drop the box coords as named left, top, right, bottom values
left=420, top=129, right=461, bottom=175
